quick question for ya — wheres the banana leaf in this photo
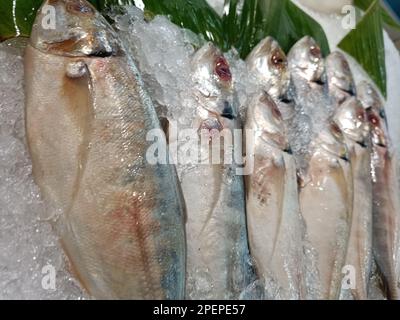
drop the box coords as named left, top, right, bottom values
left=355, top=0, right=400, bottom=31
left=339, top=0, right=387, bottom=97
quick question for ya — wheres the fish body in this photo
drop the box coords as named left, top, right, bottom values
left=244, top=92, right=305, bottom=299
left=25, top=0, right=185, bottom=299
left=359, top=83, right=400, bottom=299
left=183, top=43, right=253, bottom=299
left=299, top=125, right=352, bottom=299
left=332, top=97, right=372, bottom=300
left=288, top=38, right=352, bottom=299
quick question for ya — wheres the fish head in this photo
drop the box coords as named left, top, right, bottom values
left=333, top=97, right=369, bottom=147
left=317, top=122, right=349, bottom=161
left=191, top=42, right=234, bottom=117
left=287, top=36, right=325, bottom=83
left=30, top=0, right=120, bottom=57
left=246, top=37, right=290, bottom=99
left=248, top=91, right=290, bottom=152
left=326, top=52, right=355, bottom=101
left=357, top=81, right=386, bottom=119
left=367, top=107, right=387, bottom=148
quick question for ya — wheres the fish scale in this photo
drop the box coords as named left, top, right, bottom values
left=25, top=0, right=185, bottom=299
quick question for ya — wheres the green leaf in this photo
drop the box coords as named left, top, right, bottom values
left=339, top=0, right=387, bottom=97
left=219, top=0, right=331, bottom=58
left=0, top=0, right=42, bottom=41
left=354, top=0, right=400, bottom=30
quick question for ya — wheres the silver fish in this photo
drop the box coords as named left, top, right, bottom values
left=246, top=37, right=290, bottom=100
left=25, top=0, right=185, bottom=299
left=359, top=85, right=400, bottom=299
left=299, top=123, right=352, bottom=299
left=246, top=37, right=294, bottom=131
left=244, top=91, right=306, bottom=299
left=287, top=36, right=325, bottom=87
left=183, top=43, right=253, bottom=299
left=326, top=51, right=356, bottom=105
left=333, top=97, right=372, bottom=300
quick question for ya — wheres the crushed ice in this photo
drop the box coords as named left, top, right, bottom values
left=0, top=5, right=398, bottom=299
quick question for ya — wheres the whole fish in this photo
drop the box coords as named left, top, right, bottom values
left=183, top=43, right=253, bottom=299
left=244, top=91, right=306, bottom=299
left=288, top=37, right=352, bottom=299
left=325, top=51, right=356, bottom=105
left=299, top=123, right=352, bottom=299
left=358, top=83, right=400, bottom=299
left=332, top=97, right=372, bottom=300
left=25, top=0, right=185, bottom=299
left=246, top=37, right=294, bottom=132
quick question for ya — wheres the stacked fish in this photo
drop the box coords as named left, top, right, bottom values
left=25, top=0, right=400, bottom=300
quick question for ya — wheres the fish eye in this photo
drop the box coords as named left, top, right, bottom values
left=214, top=56, right=232, bottom=82
left=309, top=46, right=321, bottom=58
left=379, top=109, right=386, bottom=120
left=368, top=113, right=380, bottom=126
left=270, top=49, right=286, bottom=69
left=356, top=109, right=366, bottom=121
left=66, top=1, right=95, bottom=15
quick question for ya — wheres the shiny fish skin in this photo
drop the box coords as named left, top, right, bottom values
left=358, top=84, right=400, bottom=300
left=332, top=97, right=372, bottom=300
left=288, top=37, right=352, bottom=299
left=246, top=37, right=295, bottom=132
left=25, top=0, right=185, bottom=299
left=246, top=37, right=290, bottom=100
left=299, top=125, right=352, bottom=299
left=326, top=52, right=356, bottom=105
left=244, top=92, right=306, bottom=300
left=184, top=43, right=254, bottom=300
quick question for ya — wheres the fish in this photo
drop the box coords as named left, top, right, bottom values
left=288, top=37, right=353, bottom=299
left=246, top=37, right=294, bottom=132
left=287, top=36, right=325, bottom=89
left=299, top=123, right=353, bottom=299
left=286, top=36, right=330, bottom=173
left=25, top=0, right=186, bottom=299
left=332, top=97, right=372, bottom=300
left=358, top=83, right=400, bottom=299
left=244, top=91, right=306, bottom=299
left=182, top=43, right=254, bottom=299
left=325, top=51, right=356, bottom=105
left=246, top=37, right=290, bottom=101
